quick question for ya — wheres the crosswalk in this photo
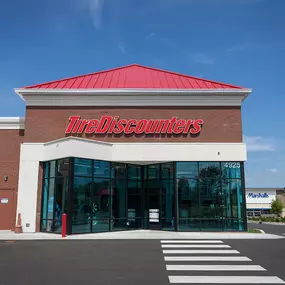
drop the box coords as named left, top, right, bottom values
left=161, top=239, right=285, bottom=284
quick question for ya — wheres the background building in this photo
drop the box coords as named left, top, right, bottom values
left=246, top=187, right=285, bottom=217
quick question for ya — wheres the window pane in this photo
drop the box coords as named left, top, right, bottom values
left=200, top=219, right=222, bottom=231
left=178, top=178, right=199, bottom=218
left=41, top=160, right=69, bottom=233
left=224, top=219, right=245, bottom=231
left=162, top=195, right=174, bottom=225
left=143, top=166, right=147, bottom=180
left=43, top=219, right=55, bottom=233
left=112, top=163, right=127, bottom=179
left=127, top=194, right=142, bottom=221
left=53, top=178, right=64, bottom=233
left=145, top=180, right=160, bottom=196
left=43, top=162, right=50, bottom=179
left=41, top=220, right=47, bottom=232
left=199, top=162, right=221, bottom=220
left=200, top=180, right=222, bottom=219
left=52, top=177, right=69, bottom=233
left=148, top=164, right=160, bottom=180
left=178, top=219, right=200, bottom=231
left=112, top=179, right=127, bottom=220
left=56, top=158, right=69, bottom=177
left=162, top=218, right=175, bottom=230
left=177, top=162, right=198, bottom=178
left=128, top=180, right=141, bottom=195
left=128, top=165, right=141, bottom=180
left=221, top=162, right=241, bottom=179
left=41, top=179, right=49, bottom=221
left=93, top=178, right=111, bottom=222
left=200, top=179, right=221, bottom=198
left=47, top=178, right=55, bottom=219
left=127, top=218, right=142, bottom=229
left=49, top=161, right=56, bottom=177
left=222, top=179, right=243, bottom=220
left=199, top=162, right=220, bottom=179
left=92, top=219, right=110, bottom=233
left=72, top=221, right=91, bottom=234
left=94, top=160, right=110, bottom=178
left=113, top=218, right=127, bottom=231
left=72, top=177, right=92, bottom=234
left=161, top=179, right=174, bottom=196
left=161, top=163, right=174, bottom=180
left=74, top=158, right=92, bottom=177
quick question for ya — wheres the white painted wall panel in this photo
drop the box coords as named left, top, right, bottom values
left=112, top=143, right=247, bottom=162
left=16, top=137, right=247, bottom=232
left=16, top=144, right=42, bottom=232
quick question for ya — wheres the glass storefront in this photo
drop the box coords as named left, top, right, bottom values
left=41, top=159, right=246, bottom=234
left=177, top=162, right=245, bottom=231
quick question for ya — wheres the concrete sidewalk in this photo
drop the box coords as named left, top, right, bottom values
left=0, top=230, right=284, bottom=240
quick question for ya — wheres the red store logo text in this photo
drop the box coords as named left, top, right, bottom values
left=65, top=116, right=203, bottom=135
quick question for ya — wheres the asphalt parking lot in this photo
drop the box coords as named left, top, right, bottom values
left=0, top=240, right=167, bottom=285
left=248, top=221, right=285, bottom=235
left=0, top=237, right=285, bottom=285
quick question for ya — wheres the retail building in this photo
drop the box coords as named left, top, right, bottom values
left=0, top=64, right=251, bottom=233
left=246, top=188, right=285, bottom=217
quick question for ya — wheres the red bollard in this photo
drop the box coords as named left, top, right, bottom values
left=62, top=213, right=67, bottom=238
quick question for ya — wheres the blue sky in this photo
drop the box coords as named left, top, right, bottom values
left=1, top=0, right=284, bottom=187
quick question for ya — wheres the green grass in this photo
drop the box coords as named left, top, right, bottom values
left=248, top=228, right=262, bottom=233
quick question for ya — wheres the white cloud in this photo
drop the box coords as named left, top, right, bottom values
left=190, top=53, right=215, bottom=65
left=268, top=168, right=278, bottom=174
left=77, top=0, right=105, bottom=30
left=227, top=45, right=249, bottom=52
left=117, top=42, right=126, bottom=54
left=243, top=135, right=276, bottom=152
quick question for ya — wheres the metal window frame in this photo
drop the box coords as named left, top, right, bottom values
left=241, top=162, right=248, bottom=231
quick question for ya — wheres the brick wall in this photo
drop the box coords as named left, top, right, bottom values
left=0, top=130, right=23, bottom=190
left=0, top=129, right=24, bottom=229
left=24, top=106, right=243, bottom=143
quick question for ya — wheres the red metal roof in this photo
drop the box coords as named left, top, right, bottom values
left=24, top=64, right=244, bottom=90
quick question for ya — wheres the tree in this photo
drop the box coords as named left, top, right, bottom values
left=271, top=198, right=284, bottom=216
left=198, top=166, right=221, bottom=197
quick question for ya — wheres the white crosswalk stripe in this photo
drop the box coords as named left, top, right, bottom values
left=165, top=256, right=252, bottom=261
left=162, top=244, right=231, bottom=248
left=161, top=240, right=224, bottom=244
left=166, top=265, right=266, bottom=271
left=163, top=249, right=239, bottom=254
left=168, top=276, right=285, bottom=284
left=161, top=239, right=285, bottom=284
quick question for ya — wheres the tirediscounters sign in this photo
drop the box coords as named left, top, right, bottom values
left=65, top=116, right=203, bottom=135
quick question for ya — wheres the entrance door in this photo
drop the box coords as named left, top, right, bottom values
left=0, top=190, right=15, bottom=230
left=145, top=181, right=161, bottom=230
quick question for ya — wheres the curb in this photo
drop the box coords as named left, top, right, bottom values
left=248, top=220, right=285, bottom=226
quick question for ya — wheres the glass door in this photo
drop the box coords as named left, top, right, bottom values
left=145, top=180, right=161, bottom=230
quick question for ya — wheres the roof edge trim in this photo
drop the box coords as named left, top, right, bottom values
left=0, top=117, right=25, bottom=130
left=15, top=88, right=252, bottom=97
